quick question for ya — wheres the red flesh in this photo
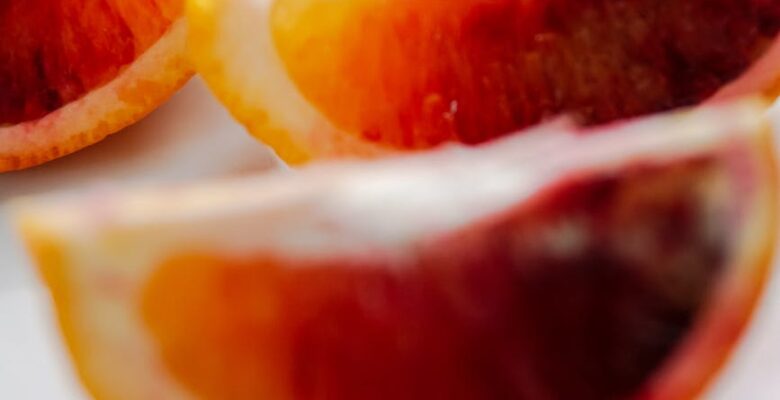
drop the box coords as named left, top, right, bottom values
left=274, top=0, right=780, bottom=148
left=0, top=0, right=179, bottom=125
left=143, top=156, right=735, bottom=399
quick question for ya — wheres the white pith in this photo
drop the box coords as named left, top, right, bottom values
left=191, top=0, right=394, bottom=159
left=17, top=101, right=769, bottom=255
left=0, top=19, right=192, bottom=171
left=13, top=101, right=777, bottom=400
left=711, top=37, right=780, bottom=102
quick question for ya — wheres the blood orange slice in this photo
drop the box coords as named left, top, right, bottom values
left=188, top=0, right=780, bottom=163
left=0, top=0, right=192, bottom=172
left=15, top=101, right=777, bottom=399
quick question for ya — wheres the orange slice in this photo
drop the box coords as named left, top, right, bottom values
left=188, top=0, right=780, bottom=163
left=15, top=101, right=778, bottom=399
left=0, top=0, right=193, bottom=172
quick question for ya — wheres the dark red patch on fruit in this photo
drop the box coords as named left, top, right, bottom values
left=0, top=0, right=178, bottom=125
left=274, top=0, right=780, bottom=148
left=143, top=156, right=734, bottom=399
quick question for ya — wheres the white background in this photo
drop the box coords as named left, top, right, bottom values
left=1, top=78, right=779, bottom=398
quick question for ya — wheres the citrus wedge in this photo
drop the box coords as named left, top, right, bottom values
left=0, top=0, right=193, bottom=172
left=188, top=0, right=780, bottom=163
left=15, top=100, right=778, bottom=399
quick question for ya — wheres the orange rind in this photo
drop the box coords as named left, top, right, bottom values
left=0, top=0, right=192, bottom=171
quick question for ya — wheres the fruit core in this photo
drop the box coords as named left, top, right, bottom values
left=272, top=0, right=780, bottom=148
left=143, top=156, right=735, bottom=399
left=0, top=0, right=181, bottom=125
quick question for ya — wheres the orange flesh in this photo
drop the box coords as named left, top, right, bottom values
left=0, top=0, right=182, bottom=125
left=272, top=0, right=780, bottom=148
left=143, top=157, right=742, bottom=399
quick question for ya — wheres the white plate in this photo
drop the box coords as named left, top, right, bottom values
left=1, top=80, right=780, bottom=398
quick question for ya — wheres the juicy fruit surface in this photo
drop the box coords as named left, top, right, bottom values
left=273, top=0, right=780, bottom=148
left=15, top=103, right=777, bottom=400
left=0, top=0, right=181, bottom=125
left=145, top=159, right=734, bottom=399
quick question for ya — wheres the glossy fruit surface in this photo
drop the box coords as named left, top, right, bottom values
left=16, top=101, right=777, bottom=399
left=190, top=0, right=780, bottom=162
left=0, top=0, right=191, bottom=171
